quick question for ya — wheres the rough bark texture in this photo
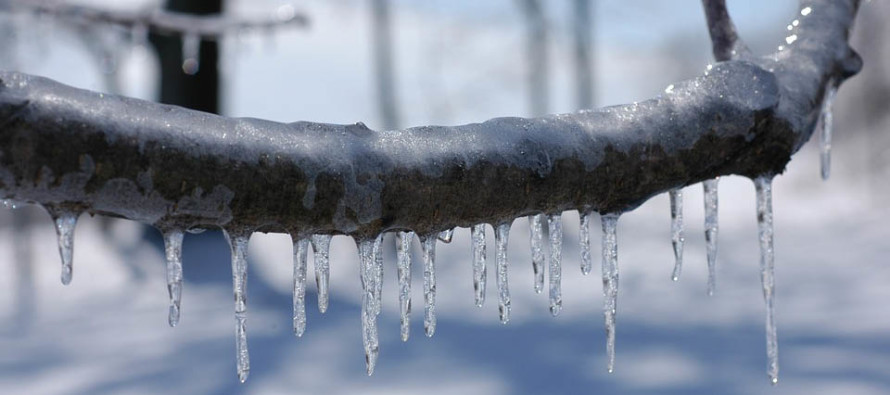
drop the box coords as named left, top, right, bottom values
left=0, top=0, right=863, bottom=239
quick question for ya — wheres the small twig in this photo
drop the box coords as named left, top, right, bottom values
left=701, top=0, right=749, bottom=61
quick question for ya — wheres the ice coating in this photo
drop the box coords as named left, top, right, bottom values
left=223, top=230, right=251, bottom=383
left=310, top=234, right=332, bottom=313
left=547, top=213, right=563, bottom=316
left=755, top=176, right=779, bottom=384
left=819, top=83, right=837, bottom=180
left=396, top=232, right=414, bottom=341
left=357, top=238, right=380, bottom=375
left=579, top=211, right=593, bottom=275
left=471, top=224, right=487, bottom=307
left=601, top=214, right=620, bottom=373
left=528, top=214, right=545, bottom=293
left=163, top=229, right=184, bottom=327
left=292, top=238, right=309, bottom=337
left=421, top=234, right=437, bottom=337
left=496, top=222, right=511, bottom=324
left=46, top=206, right=78, bottom=285
left=703, top=178, right=719, bottom=295
left=669, top=189, right=684, bottom=281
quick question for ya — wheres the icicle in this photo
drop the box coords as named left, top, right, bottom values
left=472, top=224, right=487, bottom=307
left=579, top=210, right=593, bottom=276
left=601, top=213, right=620, bottom=373
left=496, top=222, right=511, bottom=324
left=438, top=228, right=454, bottom=243
left=755, top=176, right=779, bottom=385
left=819, top=83, right=837, bottom=180
left=372, top=234, right=384, bottom=316
left=421, top=234, right=437, bottom=337
left=703, top=178, right=719, bottom=295
left=396, top=231, right=414, bottom=341
left=292, top=238, right=309, bottom=337
left=163, top=229, right=184, bottom=327
left=547, top=213, right=563, bottom=316
left=46, top=207, right=78, bottom=285
left=181, top=31, right=200, bottom=75
left=357, top=238, right=380, bottom=375
left=669, top=189, right=685, bottom=281
left=223, top=230, right=251, bottom=383
left=528, top=214, right=545, bottom=293
left=310, top=235, right=332, bottom=314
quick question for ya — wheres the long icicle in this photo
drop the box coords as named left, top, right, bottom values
left=669, top=189, right=685, bottom=281
left=547, top=213, right=563, bottom=316
left=421, top=234, right=437, bottom=337
left=223, top=230, right=251, bottom=383
left=472, top=224, right=487, bottom=307
left=372, top=234, right=384, bottom=316
left=310, top=234, right=332, bottom=314
left=357, top=238, right=380, bottom=375
left=292, top=238, right=309, bottom=337
left=396, top=232, right=414, bottom=341
left=163, top=229, right=185, bottom=327
left=496, top=222, right=511, bottom=324
left=703, top=178, right=719, bottom=295
left=755, top=175, right=779, bottom=385
left=46, top=206, right=78, bottom=285
left=819, top=82, right=837, bottom=180
left=528, top=214, right=545, bottom=293
left=579, top=210, right=592, bottom=276
left=601, top=213, right=620, bottom=373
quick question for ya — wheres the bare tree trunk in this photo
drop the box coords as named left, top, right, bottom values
left=149, top=0, right=222, bottom=114
left=519, top=0, right=548, bottom=116
left=572, top=0, right=594, bottom=110
left=372, top=0, right=399, bottom=130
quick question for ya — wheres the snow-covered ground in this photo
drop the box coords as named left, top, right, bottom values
left=1, top=1, right=888, bottom=394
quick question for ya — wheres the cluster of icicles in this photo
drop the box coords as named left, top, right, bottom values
left=7, top=85, right=841, bottom=385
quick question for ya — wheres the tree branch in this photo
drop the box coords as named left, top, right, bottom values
left=4, top=0, right=309, bottom=39
left=0, top=0, right=862, bottom=239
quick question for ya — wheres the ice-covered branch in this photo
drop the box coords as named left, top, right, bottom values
left=0, top=0, right=861, bottom=239
left=3, top=0, right=309, bottom=39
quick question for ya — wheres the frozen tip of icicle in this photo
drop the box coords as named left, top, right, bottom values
left=437, top=228, right=454, bottom=243
left=365, top=350, right=378, bottom=376
left=528, top=214, right=545, bottom=294
left=238, top=370, right=249, bottom=383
